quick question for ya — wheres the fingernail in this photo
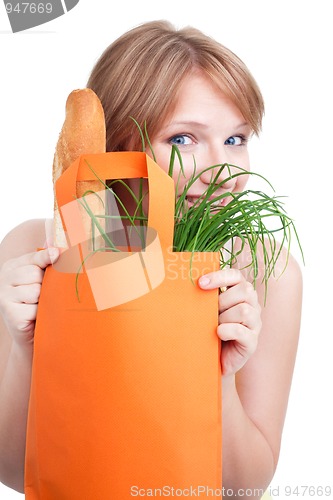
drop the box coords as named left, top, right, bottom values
left=199, top=276, right=210, bottom=287
left=48, top=248, right=59, bottom=262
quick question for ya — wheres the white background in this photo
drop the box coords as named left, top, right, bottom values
left=0, top=0, right=332, bottom=498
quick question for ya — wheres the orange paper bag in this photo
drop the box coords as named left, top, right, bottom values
left=25, top=152, right=222, bottom=499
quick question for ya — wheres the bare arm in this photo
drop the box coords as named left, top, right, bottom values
left=0, top=325, right=33, bottom=493
left=0, top=219, right=58, bottom=492
left=227, top=254, right=302, bottom=493
left=200, top=249, right=302, bottom=497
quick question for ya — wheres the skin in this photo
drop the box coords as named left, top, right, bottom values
left=148, top=72, right=260, bottom=378
left=0, top=73, right=302, bottom=497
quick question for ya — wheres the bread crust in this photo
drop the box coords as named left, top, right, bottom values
left=53, top=89, right=106, bottom=246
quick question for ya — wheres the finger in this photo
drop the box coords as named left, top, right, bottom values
left=11, top=283, right=42, bottom=305
left=3, top=302, right=38, bottom=332
left=218, top=281, right=259, bottom=312
left=217, top=323, right=258, bottom=355
left=6, top=247, right=59, bottom=271
left=198, top=268, right=245, bottom=290
left=44, top=218, right=55, bottom=247
left=219, top=303, right=261, bottom=331
left=31, top=247, right=60, bottom=268
left=9, top=265, right=44, bottom=286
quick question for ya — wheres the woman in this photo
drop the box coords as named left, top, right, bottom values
left=0, top=20, right=302, bottom=497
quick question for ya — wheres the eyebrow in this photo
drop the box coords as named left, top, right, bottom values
left=233, top=122, right=251, bottom=130
left=162, top=121, right=208, bottom=130
left=163, top=120, right=250, bottom=130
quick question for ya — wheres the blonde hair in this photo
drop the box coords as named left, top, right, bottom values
left=87, top=20, right=264, bottom=152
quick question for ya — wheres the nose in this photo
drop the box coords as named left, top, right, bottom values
left=199, top=151, right=237, bottom=191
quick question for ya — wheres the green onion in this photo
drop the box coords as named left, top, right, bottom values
left=73, top=127, right=303, bottom=302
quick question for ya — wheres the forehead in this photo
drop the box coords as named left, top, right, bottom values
left=164, top=72, right=247, bottom=128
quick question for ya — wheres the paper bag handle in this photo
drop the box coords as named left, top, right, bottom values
left=55, top=151, right=175, bottom=250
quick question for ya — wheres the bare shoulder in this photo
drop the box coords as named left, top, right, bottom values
left=233, top=237, right=303, bottom=303
left=0, top=219, right=50, bottom=268
left=259, top=245, right=303, bottom=307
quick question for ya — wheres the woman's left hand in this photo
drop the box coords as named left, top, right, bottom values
left=199, top=269, right=262, bottom=376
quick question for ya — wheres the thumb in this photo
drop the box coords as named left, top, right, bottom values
left=32, top=247, right=60, bottom=269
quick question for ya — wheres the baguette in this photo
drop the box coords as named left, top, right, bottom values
left=53, top=88, right=106, bottom=247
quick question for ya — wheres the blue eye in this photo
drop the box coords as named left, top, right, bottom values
left=169, top=134, right=193, bottom=146
left=224, top=136, right=245, bottom=146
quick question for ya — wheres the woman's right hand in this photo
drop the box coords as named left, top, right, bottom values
left=0, top=247, right=59, bottom=345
